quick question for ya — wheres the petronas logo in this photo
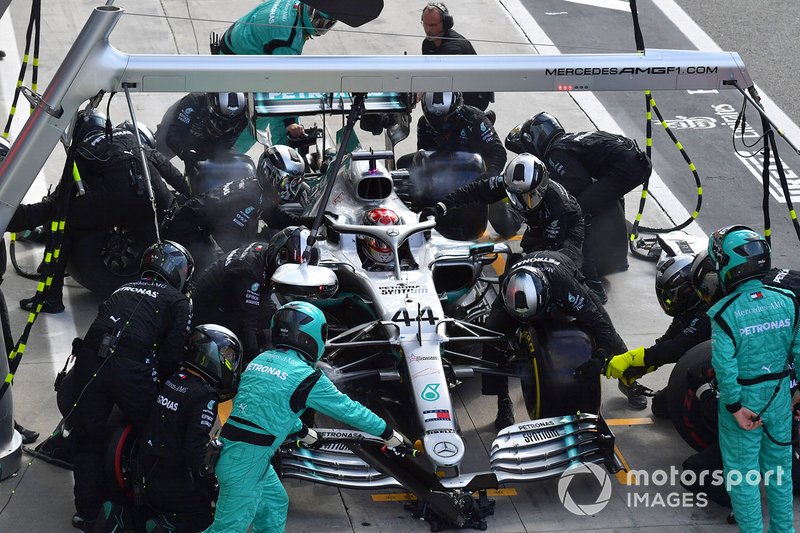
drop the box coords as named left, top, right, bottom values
left=421, top=383, right=440, bottom=401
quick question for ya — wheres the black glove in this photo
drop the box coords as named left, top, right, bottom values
left=182, top=150, right=204, bottom=173
left=419, top=202, right=446, bottom=222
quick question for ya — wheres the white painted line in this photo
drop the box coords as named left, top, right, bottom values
left=653, top=0, right=800, bottom=202
left=497, top=0, right=706, bottom=237
left=563, top=0, right=631, bottom=12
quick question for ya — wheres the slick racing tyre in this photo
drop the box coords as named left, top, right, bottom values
left=588, top=200, right=630, bottom=276
left=515, top=322, right=600, bottom=419
left=667, top=340, right=717, bottom=452
left=407, top=150, right=489, bottom=241
left=104, top=423, right=139, bottom=503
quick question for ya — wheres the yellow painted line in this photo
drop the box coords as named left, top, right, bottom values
left=372, top=493, right=416, bottom=502
left=493, top=254, right=506, bottom=274
left=372, top=488, right=516, bottom=502
left=614, top=444, right=634, bottom=485
left=605, top=417, right=653, bottom=426
left=489, top=488, right=517, bottom=497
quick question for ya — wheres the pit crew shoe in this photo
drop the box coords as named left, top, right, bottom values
left=94, top=501, right=131, bottom=533
left=494, top=396, right=515, bottom=430
left=14, top=422, right=39, bottom=444
left=651, top=389, right=669, bottom=419
left=618, top=380, right=648, bottom=410
left=71, top=513, right=96, bottom=532
left=20, top=295, right=65, bottom=314
left=24, top=431, right=74, bottom=470
left=585, top=279, right=608, bottom=305
left=146, top=515, right=178, bottom=532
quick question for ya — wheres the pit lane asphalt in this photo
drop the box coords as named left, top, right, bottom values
left=0, top=0, right=798, bottom=531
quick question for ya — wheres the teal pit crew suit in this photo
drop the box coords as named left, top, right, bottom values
left=204, top=303, right=394, bottom=533
left=219, top=0, right=315, bottom=150
left=709, top=277, right=799, bottom=533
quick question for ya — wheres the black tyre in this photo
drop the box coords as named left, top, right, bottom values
left=407, top=151, right=488, bottom=241
left=667, top=340, right=718, bottom=452
left=515, top=323, right=600, bottom=419
left=68, top=227, right=153, bottom=297
left=188, top=152, right=256, bottom=195
left=588, top=201, right=630, bottom=276
left=103, top=423, right=138, bottom=503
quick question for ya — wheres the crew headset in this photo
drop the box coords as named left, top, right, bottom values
left=422, top=2, right=454, bottom=31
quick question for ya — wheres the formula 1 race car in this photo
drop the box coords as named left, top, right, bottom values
left=269, top=93, right=620, bottom=529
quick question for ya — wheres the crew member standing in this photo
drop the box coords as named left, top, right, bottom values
left=420, top=3, right=493, bottom=112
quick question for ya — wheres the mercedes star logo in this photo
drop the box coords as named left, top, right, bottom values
left=387, top=228, right=400, bottom=237
left=433, top=441, right=458, bottom=458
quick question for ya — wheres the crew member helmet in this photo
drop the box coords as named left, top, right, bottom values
left=357, top=208, right=400, bottom=267
left=257, top=144, right=305, bottom=200
left=307, top=7, right=337, bottom=36
left=655, top=253, right=702, bottom=316
left=501, top=265, right=551, bottom=322
left=185, top=324, right=243, bottom=401
left=421, top=92, right=463, bottom=131
left=690, top=249, right=723, bottom=305
left=271, top=301, right=328, bottom=364
left=708, top=225, right=770, bottom=292
left=140, top=240, right=195, bottom=293
left=210, top=92, right=246, bottom=119
left=207, top=92, right=246, bottom=136
left=117, top=120, right=156, bottom=149
left=503, top=153, right=549, bottom=214
left=266, top=226, right=319, bottom=272
left=72, top=108, right=108, bottom=144
left=505, top=112, right=564, bottom=158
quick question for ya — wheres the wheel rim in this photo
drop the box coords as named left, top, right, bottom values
left=100, top=227, right=143, bottom=277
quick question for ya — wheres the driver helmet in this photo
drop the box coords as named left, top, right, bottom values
left=503, top=153, right=549, bottom=214
left=117, top=120, right=156, bottom=149
left=270, top=300, right=328, bottom=364
left=655, top=253, right=702, bottom=316
left=266, top=225, right=319, bottom=272
left=257, top=144, right=305, bottom=200
left=305, top=6, right=337, bottom=36
left=357, top=207, right=400, bottom=267
left=140, top=240, right=195, bottom=294
left=421, top=92, right=463, bottom=132
left=185, top=324, right=243, bottom=401
left=0, top=137, right=10, bottom=162
left=505, top=112, right=564, bottom=158
left=72, top=108, right=107, bottom=145
left=690, top=249, right=723, bottom=305
left=501, top=265, right=551, bottom=322
left=708, top=224, right=770, bottom=292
